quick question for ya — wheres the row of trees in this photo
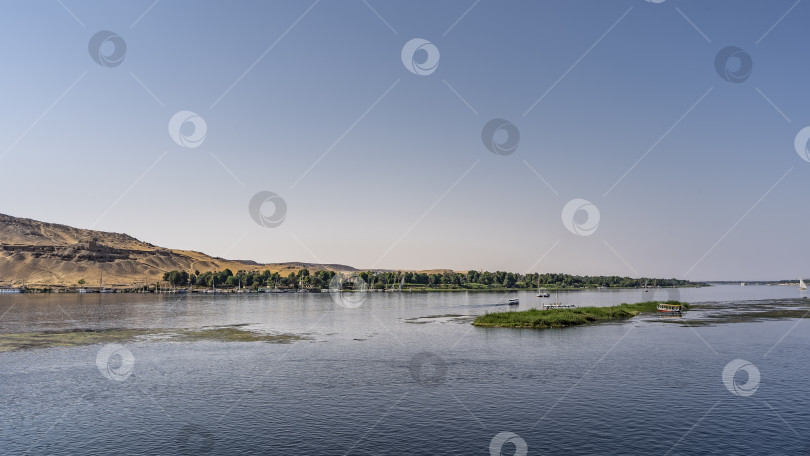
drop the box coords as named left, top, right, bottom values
left=358, top=271, right=696, bottom=289
left=163, top=268, right=339, bottom=290
left=161, top=269, right=699, bottom=290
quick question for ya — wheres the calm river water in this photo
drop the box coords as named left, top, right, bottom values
left=1, top=285, right=808, bottom=455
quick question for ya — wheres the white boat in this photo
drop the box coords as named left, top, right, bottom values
left=657, top=303, right=682, bottom=313
left=740, top=282, right=746, bottom=286
left=643, top=280, right=649, bottom=292
left=507, top=298, right=519, bottom=305
left=0, top=288, right=23, bottom=294
left=800, top=279, right=807, bottom=291
left=542, top=303, right=576, bottom=309
left=542, top=290, right=574, bottom=309
left=536, top=278, right=549, bottom=297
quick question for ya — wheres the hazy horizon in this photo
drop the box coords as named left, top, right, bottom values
left=1, top=1, right=808, bottom=281
left=0, top=209, right=795, bottom=283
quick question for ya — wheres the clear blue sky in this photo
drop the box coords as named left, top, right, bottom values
left=0, top=0, right=807, bottom=281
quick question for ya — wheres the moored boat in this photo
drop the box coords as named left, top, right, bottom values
left=541, top=290, right=574, bottom=309
left=542, top=303, right=576, bottom=309
left=657, top=303, right=682, bottom=313
left=536, top=277, right=550, bottom=297
left=0, top=288, right=23, bottom=294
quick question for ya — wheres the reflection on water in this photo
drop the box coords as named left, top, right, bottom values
left=0, top=285, right=808, bottom=455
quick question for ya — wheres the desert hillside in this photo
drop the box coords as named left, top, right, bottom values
left=0, top=214, right=356, bottom=288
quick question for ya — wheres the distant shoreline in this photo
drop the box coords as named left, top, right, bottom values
left=1, top=285, right=706, bottom=294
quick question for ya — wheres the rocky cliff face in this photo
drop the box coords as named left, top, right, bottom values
left=0, top=213, right=148, bottom=249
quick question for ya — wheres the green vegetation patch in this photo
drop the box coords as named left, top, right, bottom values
left=0, top=325, right=305, bottom=352
left=0, top=328, right=153, bottom=352
left=657, top=304, right=809, bottom=326
left=472, top=301, right=688, bottom=329
left=403, top=314, right=472, bottom=324
left=169, top=326, right=304, bottom=343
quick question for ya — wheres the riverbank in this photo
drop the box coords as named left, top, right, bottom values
left=472, top=301, right=689, bottom=329
left=402, top=285, right=704, bottom=292
left=2, top=284, right=705, bottom=294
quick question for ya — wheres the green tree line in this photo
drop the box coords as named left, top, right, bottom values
left=163, top=268, right=338, bottom=290
left=162, top=269, right=701, bottom=291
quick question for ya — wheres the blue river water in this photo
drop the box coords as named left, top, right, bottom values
left=0, top=285, right=808, bottom=455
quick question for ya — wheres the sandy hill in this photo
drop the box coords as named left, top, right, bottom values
left=0, top=214, right=356, bottom=288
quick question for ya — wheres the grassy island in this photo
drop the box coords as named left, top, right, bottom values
left=472, top=301, right=689, bottom=329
